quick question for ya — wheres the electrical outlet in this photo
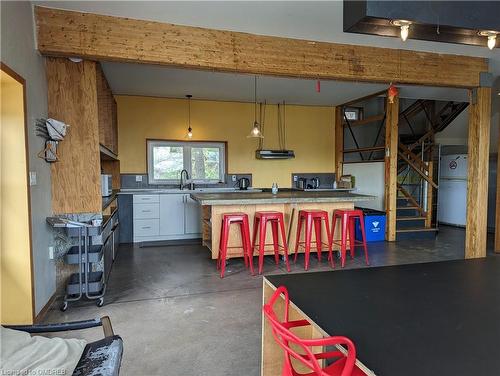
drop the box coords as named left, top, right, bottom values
left=29, top=171, right=37, bottom=186
left=48, top=246, right=54, bottom=260
left=136, top=175, right=143, bottom=182
left=293, top=175, right=298, bottom=182
left=231, top=175, right=237, bottom=182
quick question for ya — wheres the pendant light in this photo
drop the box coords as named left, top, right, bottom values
left=391, top=20, right=412, bottom=42
left=478, top=31, right=498, bottom=50
left=185, top=94, right=193, bottom=139
left=247, top=76, right=264, bottom=138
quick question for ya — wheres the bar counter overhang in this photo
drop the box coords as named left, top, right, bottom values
left=191, top=191, right=376, bottom=260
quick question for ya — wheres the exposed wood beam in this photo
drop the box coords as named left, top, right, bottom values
left=35, top=6, right=488, bottom=88
left=334, top=106, right=343, bottom=178
left=399, top=142, right=427, bottom=172
left=342, top=146, right=385, bottom=153
left=343, top=114, right=385, bottom=128
left=465, top=87, right=491, bottom=259
left=398, top=151, right=438, bottom=189
left=343, top=159, right=385, bottom=164
left=385, top=96, right=399, bottom=241
left=397, top=184, right=424, bottom=216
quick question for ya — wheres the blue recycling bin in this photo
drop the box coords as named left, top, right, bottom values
left=355, top=208, right=386, bottom=242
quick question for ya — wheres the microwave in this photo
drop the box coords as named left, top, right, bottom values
left=101, top=174, right=113, bottom=197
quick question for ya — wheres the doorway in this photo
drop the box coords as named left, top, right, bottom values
left=0, top=63, right=34, bottom=324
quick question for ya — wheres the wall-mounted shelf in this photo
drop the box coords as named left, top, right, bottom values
left=99, top=144, right=118, bottom=161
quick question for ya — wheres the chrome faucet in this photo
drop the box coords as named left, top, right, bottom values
left=179, top=169, right=189, bottom=190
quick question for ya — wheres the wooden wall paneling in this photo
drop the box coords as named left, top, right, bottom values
left=96, top=63, right=108, bottom=148
left=208, top=202, right=354, bottom=260
left=35, top=6, right=487, bottom=88
left=46, top=57, right=101, bottom=214
left=112, top=97, right=118, bottom=154
left=100, top=159, right=121, bottom=189
left=384, top=95, right=399, bottom=241
left=465, top=87, right=491, bottom=259
left=96, top=63, right=117, bottom=153
left=335, top=106, right=344, bottom=178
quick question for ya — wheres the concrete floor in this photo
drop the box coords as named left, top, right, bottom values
left=45, top=226, right=496, bottom=375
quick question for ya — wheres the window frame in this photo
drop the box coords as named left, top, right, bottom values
left=147, top=139, right=226, bottom=185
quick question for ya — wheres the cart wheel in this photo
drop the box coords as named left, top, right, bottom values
left=60, top=301, right=68, bottom=312
left=97, top=297, right=104, bottom=307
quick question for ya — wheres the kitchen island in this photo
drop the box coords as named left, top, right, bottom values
left=191, top=191, right=376, bottom=260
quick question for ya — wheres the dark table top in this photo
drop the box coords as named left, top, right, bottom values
left=266, top=257, right=500, bottom=376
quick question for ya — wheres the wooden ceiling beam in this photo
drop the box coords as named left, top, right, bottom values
left=343, top=114, right=385, bottom=127
left=35, top=6, right=488, bottom=88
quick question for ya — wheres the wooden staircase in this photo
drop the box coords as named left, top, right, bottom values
left=395, top=100, right=468, bottom=240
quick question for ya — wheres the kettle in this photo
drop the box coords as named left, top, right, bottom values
left=238, top=177, right=250, bottom=190
left=311, top=177, right=320, bottom=189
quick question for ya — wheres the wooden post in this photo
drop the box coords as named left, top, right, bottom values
left=385, top=95, right=399, bottom=241
left=334, top=106, right=344, bottom=178
left=465, top=87, right=491, bottom=258
left=46, top=57, right=102, bottom=214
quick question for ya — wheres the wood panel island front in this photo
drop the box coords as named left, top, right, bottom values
left=191, top=191, right=376, bottom=260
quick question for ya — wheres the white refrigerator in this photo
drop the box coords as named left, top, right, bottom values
left=438, top=154, right=467, bottom=226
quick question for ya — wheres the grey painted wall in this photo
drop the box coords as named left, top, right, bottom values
left=1, top=1, right=55, bottom=314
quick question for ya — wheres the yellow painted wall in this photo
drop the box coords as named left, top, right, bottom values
left=0, top=70, right=33, bottom=324
left=117, top=96, right=335, bottom=187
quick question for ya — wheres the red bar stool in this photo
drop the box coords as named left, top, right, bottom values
left=331, top=209, right=369, bottom=268
left=252, top=211, right=291, bottom=274
left=217, top=212, right=253, bottom=278
left=293, top=210, right=333, bottom=270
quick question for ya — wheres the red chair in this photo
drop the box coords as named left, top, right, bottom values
left=294, top=210, right=334, bottom=270
left=330, top=209, right=369, bottom=268
left=217, top=212, right=253, bottom=278
left=263, top=286, right=365, bottom=376
left=252, top=211, right=291, bottom=274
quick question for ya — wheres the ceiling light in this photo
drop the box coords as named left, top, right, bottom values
left=478, top=31, right=498, bottom=50
left=247, top=76, right=263, bottom=139
left=391, top=20, right=412, bottom=42
left=185, top=95, right=193, bottom=139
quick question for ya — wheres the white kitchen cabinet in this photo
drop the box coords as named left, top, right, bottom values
left=133, top=194, right=159, bottom=204
left=184, top=195, right=201, bottom=234
left=134, top=218, right=160, bottom=237
left=159, top=194, right=185, bottom=236
left=133, top=203, right=160, bottom=219
left=132, top=193, right=202, bottom=242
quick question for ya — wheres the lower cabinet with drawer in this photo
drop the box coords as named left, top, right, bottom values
left=133, top=193, right=201, bottom=242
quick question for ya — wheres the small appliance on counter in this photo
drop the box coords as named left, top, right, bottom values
left=238, top=177, right=250, bottom=190
left=101, top=174, right=113, bottom=197
left=311, top=177, right=320, bottom=189
left=296, top=178, right=307, bottom=190
left=337, top=175, right=354, bottom=189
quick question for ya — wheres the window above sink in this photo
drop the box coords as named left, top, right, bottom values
left=147, top=140, right=226, bottom=185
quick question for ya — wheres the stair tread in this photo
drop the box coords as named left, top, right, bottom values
left=396, top=216, right=426, bottom=221
left=396, top=227, right=438, bottom=233
left=397, top=206, right=419, bottom=209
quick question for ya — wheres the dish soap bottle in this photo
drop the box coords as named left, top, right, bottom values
left=271, top=183, right=279, bottom=195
